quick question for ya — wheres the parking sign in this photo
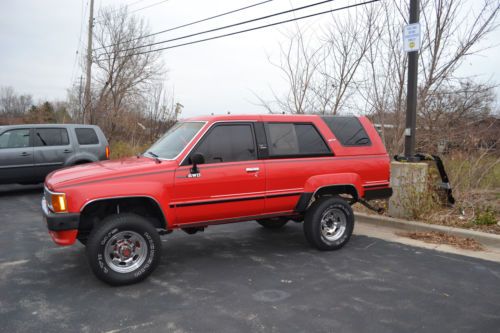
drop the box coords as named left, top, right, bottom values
left=403, top=23, right=421, bottom=52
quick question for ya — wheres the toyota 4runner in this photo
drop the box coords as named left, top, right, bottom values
left=42, top=115, right=392, bottom=285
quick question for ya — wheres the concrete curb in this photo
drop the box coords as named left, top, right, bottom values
left=355, top=212, right=500, bottom=249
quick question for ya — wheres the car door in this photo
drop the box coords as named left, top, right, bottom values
left=172, top=123, right=265, bottom=225
left=0, top=128, right=35, bottom=184
left=33, top=127, right=72, bottom=179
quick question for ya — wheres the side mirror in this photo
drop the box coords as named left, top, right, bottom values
left=190, top=152, right=205, bottom=174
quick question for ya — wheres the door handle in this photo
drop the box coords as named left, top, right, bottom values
left=63, top=149, right=73, bottom=153
left=20, top=152, right=30, bottom=156
left=245, top=167, right=260, bottom=173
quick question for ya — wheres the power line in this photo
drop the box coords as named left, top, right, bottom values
left=102, top=0, right=380, bottom=60
left=96, top=0, right=337, bottom=57
left=95, top=0, right=274, bottom=51
left=94, top=0, right=171, bottom=22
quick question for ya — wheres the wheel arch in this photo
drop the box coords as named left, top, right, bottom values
left=78, top=196, right=168, bottom=240
left=296, top=173, right=363, bottom=213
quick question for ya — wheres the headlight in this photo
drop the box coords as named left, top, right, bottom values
left=45, top=187, right=68, bottom=213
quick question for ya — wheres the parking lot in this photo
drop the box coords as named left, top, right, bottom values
left=1, top=185, right=499, bottom=333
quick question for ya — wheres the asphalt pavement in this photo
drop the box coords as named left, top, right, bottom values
left=1, top=184, right=499, bottom=333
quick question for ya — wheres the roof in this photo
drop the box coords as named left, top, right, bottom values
left=183, top=114, right=361, bottom=122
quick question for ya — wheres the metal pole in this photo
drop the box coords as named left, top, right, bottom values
left=404, top=0, right=419, bottom=159
left=83, top=0, right=94, bottom=125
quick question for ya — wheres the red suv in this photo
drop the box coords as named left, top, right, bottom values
left=42, top=115, right=391, bottom=285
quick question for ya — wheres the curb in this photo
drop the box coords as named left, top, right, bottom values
left=355, top=212, right=500, bottom=249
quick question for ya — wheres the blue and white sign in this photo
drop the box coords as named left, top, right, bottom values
left=403, top=23, right=421, bottom=52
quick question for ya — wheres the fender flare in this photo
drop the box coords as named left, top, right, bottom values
left=296, top=173, right=363, bottom=212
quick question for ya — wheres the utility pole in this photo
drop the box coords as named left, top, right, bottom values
left=404, top=0, right=419, bottom=159
left=78, top=75, right=83, bottom=122
left=83, top=0, right=95, bottom=124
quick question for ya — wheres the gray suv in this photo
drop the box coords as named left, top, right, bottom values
left=0, top=124, right=109, bottom=185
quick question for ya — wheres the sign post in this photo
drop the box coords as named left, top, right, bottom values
left=404, top=0, right=420, bottom=160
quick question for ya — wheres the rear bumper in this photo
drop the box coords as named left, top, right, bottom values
left=42, top=198, right=79, bottom=246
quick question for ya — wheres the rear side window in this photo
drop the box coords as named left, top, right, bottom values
left=192, top=124, right=256, bottom=163
left=266, top=123, right=330, bottom=157
left=321, top=116, right=371, bottom=146
left=34, top=128, right=69, bottom=147
left=0, top=129, right=30, bottom=148
left=76, top=128, right=99, bottom=145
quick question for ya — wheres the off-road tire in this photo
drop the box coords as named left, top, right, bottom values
left=86, top=213, right=161, bottom=286
left=257, top=218, right=288, bottom=229
left=303, top=197, right=354, bottom=251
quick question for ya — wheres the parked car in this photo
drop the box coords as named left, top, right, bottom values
left=0, top=124, right=109, bottom=185
left=42, top=115, right=392, bottom=285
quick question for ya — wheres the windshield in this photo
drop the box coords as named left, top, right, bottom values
left=145, top=121, right=205, bottom=159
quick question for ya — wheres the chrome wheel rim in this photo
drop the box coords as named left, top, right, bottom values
left=104, top=231, right=147, bottom=273
left=320, top=207, right=347, bottom=242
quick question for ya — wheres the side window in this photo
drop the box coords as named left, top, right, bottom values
left=321, top=116, right=371, bottom=146
left=192, top=124, right=256, bottom=164
left=267, top=123, right=330, bottom=157
left=76, top=128, right=99, bottom=145
left=34, top=128, right=69, bottom=147
left=0, top=129, right=30, bottom=149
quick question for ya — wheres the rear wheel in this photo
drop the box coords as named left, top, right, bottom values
left=257, top=218, right=288, bottom=229
left=86, top=213, right=161, bottom=286
left=303, top=197, right=354, bottom=251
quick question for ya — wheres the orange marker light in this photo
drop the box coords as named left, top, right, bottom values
left=105, top=146, right=110, bottom=159
left=51, top=193, right=67, bottom=212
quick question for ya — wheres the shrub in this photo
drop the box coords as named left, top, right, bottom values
left=473, top=208, right=497, bottom=226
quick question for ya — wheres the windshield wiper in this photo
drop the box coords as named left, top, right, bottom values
left=145, top=151, right=162, bottom=163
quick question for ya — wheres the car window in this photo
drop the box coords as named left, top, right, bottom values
left=0, top=129, right=30, bottom=149
left=147, top=122, right=205, bottom=159
left=193, top=124, right=256, bottom=164
left=267, top=123, right=330, bottom=156
left=321, top=116, right=371, bottom=146
left=34, top=128, right=69, bottom=147
left=75, top=128, right=99, bottom=145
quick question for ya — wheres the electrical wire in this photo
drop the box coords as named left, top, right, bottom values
left=95, top=0, right=274, bottom=51
left=101, top=0, right=380, bottom=60
left=96, top=0, right=337, bottom=56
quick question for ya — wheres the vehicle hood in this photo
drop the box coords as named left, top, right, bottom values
left=45, top=156, right=177, bottom=189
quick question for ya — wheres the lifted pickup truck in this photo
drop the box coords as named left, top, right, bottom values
left=42, top=115, right=392, bottom=285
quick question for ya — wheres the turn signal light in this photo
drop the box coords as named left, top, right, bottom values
left=51, top=193, right=67, bottom=213
left=105, top=146, right=110, bottom=159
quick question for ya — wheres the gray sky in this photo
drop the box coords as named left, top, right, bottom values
left=1, top=0, right=499, bottom=118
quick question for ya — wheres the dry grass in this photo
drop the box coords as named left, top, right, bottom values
left=109, top=141, right=152, bottom=159
left=396, top=231, right=484, bottom=251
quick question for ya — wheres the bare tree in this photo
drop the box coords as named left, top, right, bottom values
left=258, top=7, right=376, bottom=115
left=0, top=86, right=33, bottom=123
left=145, top=81, right=181, bottom=142
left=92, top=6, right=165, bottom=141
left=357, top=0, right=499, bottom=154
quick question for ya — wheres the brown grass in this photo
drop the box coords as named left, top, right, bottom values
left=396, top=231, right=484, bottom=251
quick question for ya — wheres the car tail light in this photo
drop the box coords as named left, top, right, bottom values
left=105, top=145, right=110, bottom=159
left=51, top=193, right=68, bottom=213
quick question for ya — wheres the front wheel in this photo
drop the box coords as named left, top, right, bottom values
left=303, top=197, right=354, bottom=251
left=86, top=213, right=161, bottom=286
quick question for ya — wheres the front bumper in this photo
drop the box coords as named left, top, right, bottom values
left=42, top=197, right=79, bottom=246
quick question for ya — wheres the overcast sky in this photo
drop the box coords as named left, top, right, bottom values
left=1, top=0, right=499, bottom=118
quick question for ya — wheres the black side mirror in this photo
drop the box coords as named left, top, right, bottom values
left=190, top=152, right=205, bottom=174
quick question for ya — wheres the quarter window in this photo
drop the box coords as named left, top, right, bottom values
left=0, top=129, right=30, bottom=149
left=34, top=128, right=69, bottom=147
left=266, top=123, right=330, bottom=157
left=192, top=124, right=256, bottom=163
left=321, top=116, right=371, bottom=146
left=75, top=128, right=99, bottom=145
